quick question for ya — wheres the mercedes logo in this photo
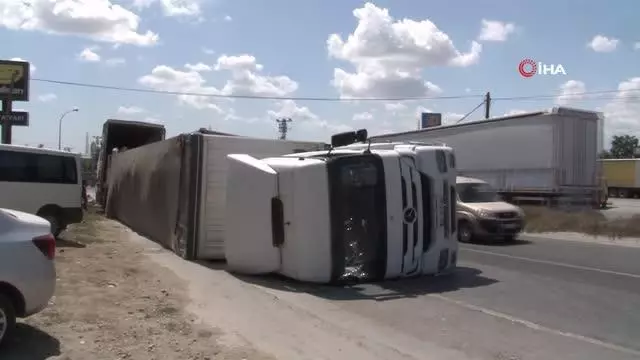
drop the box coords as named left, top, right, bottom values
left=403, top=207, right=417, bottom=224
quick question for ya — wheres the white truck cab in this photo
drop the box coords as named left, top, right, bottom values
left=224, top=130, right=458, bottom=284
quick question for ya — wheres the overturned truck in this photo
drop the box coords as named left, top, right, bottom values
left=104, top=130, right=327, bottom=260
left=96, top=119, right=166, bottom=206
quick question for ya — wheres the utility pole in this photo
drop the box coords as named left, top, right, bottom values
left=276, top=118, right=293, bottom=140
left=1, top=71, right=17, bottom=144
left=484, top=92, right=491, bottom=119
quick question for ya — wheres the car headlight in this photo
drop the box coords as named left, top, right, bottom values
left=475, top=209, right=493, bottom=218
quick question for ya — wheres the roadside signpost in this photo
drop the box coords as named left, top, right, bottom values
left=0, top=59, right=31, bottom=144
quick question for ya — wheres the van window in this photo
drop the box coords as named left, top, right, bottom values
left=0, top=150, right=78, bottom=184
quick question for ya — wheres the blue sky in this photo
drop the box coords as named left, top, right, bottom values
left=1, top=0, right=639, bottom=152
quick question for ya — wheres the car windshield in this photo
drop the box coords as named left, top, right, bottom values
left=457, top=182, right=500, bottom=203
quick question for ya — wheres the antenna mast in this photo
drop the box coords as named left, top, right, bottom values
left=276, top=118, right=293, bottom=140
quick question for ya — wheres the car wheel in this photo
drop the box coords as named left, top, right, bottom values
left=42, top=215, right=62, bottom=238
left=0, top=294, right=16, bottom=347
left=458, top=220, right=473, bottom=243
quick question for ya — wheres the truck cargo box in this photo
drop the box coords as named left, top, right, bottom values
left=370, top=107, right=604, bottom=205
left=105, top=131, right=327, bottom=260
left=600, top=158, right=640, bottom=198
left=97, top=119, right=166, bottom=206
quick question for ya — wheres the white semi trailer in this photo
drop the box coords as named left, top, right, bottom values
left=370, top=107, right=605, bottom=207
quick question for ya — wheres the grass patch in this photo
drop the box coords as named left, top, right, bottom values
left=523, top=205, right=640, bottom=238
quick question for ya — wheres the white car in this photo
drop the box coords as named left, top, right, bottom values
left=0, top=208, right=56, bottom=346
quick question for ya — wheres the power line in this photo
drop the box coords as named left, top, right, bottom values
left=32, top=77, right=640, bottom=103
left=456, top=100, right=486, bottom=124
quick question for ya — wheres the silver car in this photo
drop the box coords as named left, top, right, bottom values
left=0, top=208, right=56, bottom=346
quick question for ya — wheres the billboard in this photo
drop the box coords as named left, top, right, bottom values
left=421, top=112, right=442, bottom=128
left=0, top=60, right=30, bottom=101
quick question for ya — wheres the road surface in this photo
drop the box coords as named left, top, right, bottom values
left=603, top=198, right=640, bottom=220
left=138, top=232, right=640, bottom=360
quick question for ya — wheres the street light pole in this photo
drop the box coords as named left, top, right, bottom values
left=58, top=107, right=79, bottom=150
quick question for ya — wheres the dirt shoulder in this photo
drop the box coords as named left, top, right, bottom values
left=523, top=205, right=640, bottom=239
left=3, top=209, right=274, bottom=360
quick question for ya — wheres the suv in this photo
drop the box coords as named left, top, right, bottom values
left=456, top=176, right=525, bottom=243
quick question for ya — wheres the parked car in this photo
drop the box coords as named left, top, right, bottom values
left=456, top=176, right=525, bottom=243
left=0, top=208, right=56, bottom=346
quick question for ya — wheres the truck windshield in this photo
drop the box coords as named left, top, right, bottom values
left=457, top=182, right=500, bottom=203
left=327, top=155, right=387, bottom=283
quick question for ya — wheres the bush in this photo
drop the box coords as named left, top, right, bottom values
left=522, top=205, right=640, bottom=238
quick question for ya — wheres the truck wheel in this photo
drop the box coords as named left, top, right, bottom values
left=0, top=294, right=16, bottom=347
left=458, top=221, right=473, bottom=243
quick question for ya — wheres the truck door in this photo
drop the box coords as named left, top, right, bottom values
left=399, top=156, right=423, bottom=276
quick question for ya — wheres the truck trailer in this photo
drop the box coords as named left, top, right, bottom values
left=104, top=130, right=328, bottom=260
left=600, top=158, right=640, bottom=198
left=370, top=107, right=605, bottom=208
left=96, top=119, right=166, bottom=206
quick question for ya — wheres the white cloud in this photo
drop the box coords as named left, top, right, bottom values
left=603, top=77, right=640, bottom=144
left=268, top=100, right=352, bottom=135
left=202, top=47, right=215, bottom=55
left=105, top=57, right=126, bottom=66
left=588, top=35, right=619, bottom=53
left=132, top=0, right=201, bottom=17
left=268, top=100, right=318, bottom=121
left=385, top=102, right=407, bottom=113
left=477, top=19, right=515, bottom=42
left=224, top=15, right=232, bottom=22
left=503, top=109, right=527, bottom=116
left=0, top=0, right=158, bottom=46
left=215, top=55, right=298, bottom=97
left=353, top=112, right=373, bottom=121
left=78, top=47, right=101, bottom=62
left=139, top=55, right=298, bottom=113
left=443, top=112, right=465, bottom=124
left=138, top=65, right=222, bottom=111
left=9, top=57, right=36, bottom=73
left=143, top=116, right=162, bottom=124
left=38, top=93, right=57, bottom=102
left=117, top=106, right=146, bottom=114
left=185, top=62, right=212, bottom=72
left=327, top=3, right=481, bottom=99
left=555, top=80, right=587, bottom=105
left=634, top=42, right=640, bottom=50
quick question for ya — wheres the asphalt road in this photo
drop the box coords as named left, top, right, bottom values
left=148, top=232, right=640, bottom=360
left=295, top=235, right=640, bottom=360
left=603, top=198, right=640, bottom=220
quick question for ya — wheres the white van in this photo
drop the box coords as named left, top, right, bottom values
left=0, top=144, right=84, bottom=236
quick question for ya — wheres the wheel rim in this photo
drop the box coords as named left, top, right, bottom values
left=0, top=307, right=6, bottom=341
left=459, top=224, right=472, bottom=242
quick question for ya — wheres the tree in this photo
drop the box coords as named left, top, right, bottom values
left=610, top=135, right=639, bottom=159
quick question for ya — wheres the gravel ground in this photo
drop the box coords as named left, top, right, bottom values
left=2, top=209, right=274, bottom=360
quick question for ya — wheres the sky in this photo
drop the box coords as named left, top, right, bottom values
left=0, top=0, right=639, bottom=152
